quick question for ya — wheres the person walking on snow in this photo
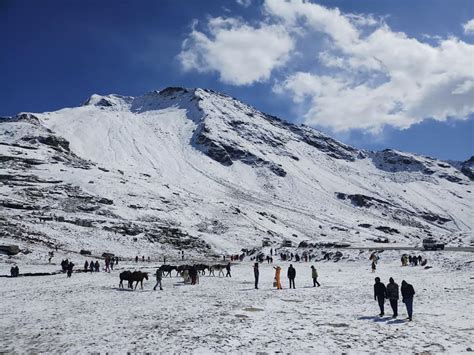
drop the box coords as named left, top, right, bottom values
left=67, top=262, right=74, bottom=278
left=84, top=260, right=89, bottom=272
left=225, top=262, right=231, bottom=277
left=273, top=266, right=282, bottom=289
left=401, top=280, right=415, bottom=321
left=374, top=277, right=387, bottom=316
left=371, top=260, right=377, bottom=273
left=386, top=277, right=399, bottom=318
left=153, top=268, right=163, bottom=291
left=311, top=265, right=320, bottom=287
left=287, top=264, right=296, bottom=289
left=253, top=263, right=259, bottom=289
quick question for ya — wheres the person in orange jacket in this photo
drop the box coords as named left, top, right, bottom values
left=273, top=266, right=282, bottom=289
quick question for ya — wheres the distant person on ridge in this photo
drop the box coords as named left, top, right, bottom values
left=401, top=280, right=416, bottom=321
left=311, top=265, right=320, bottom=287
left=386, top=277, right=399, bottom=318
left=287, top=264, right=296, bottom=289
left=84, top=260, right=89, bottom=272
left=374, top=277, right=387, bottom=316
left=225, top=262, right=231, bottom=277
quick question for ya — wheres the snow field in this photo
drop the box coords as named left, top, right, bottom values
left=1, top=250, right=473, bottom=353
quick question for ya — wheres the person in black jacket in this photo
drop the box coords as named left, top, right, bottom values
left=225, top=262, right=231, bottom=277
left=253, top=263, right=259, bottom=289
left=386, top=277, right=399, bottom=318
left=374, top=277, right=387, bottom=316
left=401, top=280, right=415, bottom=321
left=287, top=264, right=296, bottom=289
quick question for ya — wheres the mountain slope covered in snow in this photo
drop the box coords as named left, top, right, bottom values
left=1, top=87, right=472, bottom=257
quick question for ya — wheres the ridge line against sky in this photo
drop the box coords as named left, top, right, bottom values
left=0, top=0, right=473, bottom=160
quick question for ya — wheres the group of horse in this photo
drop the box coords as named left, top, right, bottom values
left=159, top=264, right=228, bottom=277
left=119, top=263, right=230, bottom=290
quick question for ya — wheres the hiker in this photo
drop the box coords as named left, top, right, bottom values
left=89, top=261, right=94, bottom=272
left=115, top=256, right=119, bottom=265
left=105, top=257, right=110, bottom=272
left=287, top=264, right=296, bottom=289
left=142, top=255, right=145, bottom=262
left=417, top=255, right=422, bottom=264
left=147, top=256, right=150, bottom=262
left=374, top=277, right=387, bottom=316
left=94, top=260, right=100, bottom=272
left=311, top=265, right=320, bottom=287
left=153, top=268, right=163, bottom=291
left=270, top=248, right=273, bottom=256
left=225, top=262, right=231, bottom=277
left=84, top=260, right=89, bottom=272
left=401, top=280, right=416, bottom=321
left=273, top=266, right=282, bottom=289
left=253, top=263, right=259, bottom=289
left=189, top=266, right=198, bottom=285
left=110, top=259, right=114, bottom=270
left=386, top=277, right=399, bottom=318
left=135, top=256, right=139, bottom=263
left=413, top=256, right=418, bottom=266
left=67, top=262, right=74, bottom=278
left=371, top=260, right=376, bottom=273
left=181, top=250, right=184, bottom=261
left=10, top=266, right=16, bottom=277
left=48, top=251, right=54, bottom=264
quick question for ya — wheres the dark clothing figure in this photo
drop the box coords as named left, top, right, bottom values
left=287, top=264, right=296, bottom=289
left=371, top=261, right=376, bottom=273
left=115, top=257, right=119, bottom=265
left=189, top=266, right=198, bottom=285
left=417, top=255, right=422, bottom=264
left=225, top=262, right=231, bottom=277
left=10, top=266, right=19, bottom=277
left=374, top=277, right=387, bottom=316
left=311, top=266, right=320, bottom=287
left=253, top=263, right=259, bottom=289
left=154, top=269, right=163, bottom=291
left=84, top=261, right=89, bottom=272
left=67, top=262, right=74, bottom=277
left=94, top=261, right=100, bottom=272
left=89, top=261, right=94, bottom=272
left=135, top=256, right=139, bottom=263
left=386, top=277, right=399, bottom=318
left=401, top=280, right=415, bottom=321
left=110, top=260, right=114, bottom=270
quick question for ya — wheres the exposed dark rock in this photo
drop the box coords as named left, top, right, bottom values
left=336, top=192, right=392, bottom=208
left=375, top=226, right=400, bottom=234
left=0, top=244, right=20, bottom=255
left=22, top=135, right=70, bottom=152
left=419, top=213, right=451, bottom=225
left=358, top=223, right=372, bottom=228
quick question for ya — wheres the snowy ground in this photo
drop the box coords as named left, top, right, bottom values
left=1, top=250, right=473, bottom=353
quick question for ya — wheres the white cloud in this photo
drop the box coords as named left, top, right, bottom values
left=236, top=0, right=252, bottom=8
left=178, top=17, right=294, bottom=85
left=267, top=0, right=474, bottom=133
left=463, top=19, right=474, bottom=34
left=179, top=0, right=474, bottom=133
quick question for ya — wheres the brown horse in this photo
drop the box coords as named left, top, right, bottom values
left=130, top=271, right=149, bottom=290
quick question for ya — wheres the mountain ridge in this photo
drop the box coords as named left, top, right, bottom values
left=0, top=87, right=472, bottom=257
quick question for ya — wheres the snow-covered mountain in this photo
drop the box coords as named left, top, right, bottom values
left=1, top=87, right=472, bottom=257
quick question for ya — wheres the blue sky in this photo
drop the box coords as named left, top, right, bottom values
left=1, top=0, right=473, bottom=161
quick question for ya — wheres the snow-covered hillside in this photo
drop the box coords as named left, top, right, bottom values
left=1, top=87, right=472, bottom=257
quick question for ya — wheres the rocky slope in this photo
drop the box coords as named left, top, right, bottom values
left=0, top=87, right=472, bottom=258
